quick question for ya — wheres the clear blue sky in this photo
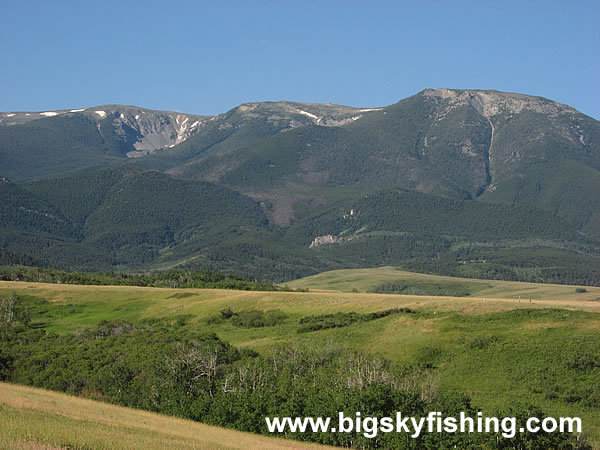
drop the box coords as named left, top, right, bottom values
left=2, top=0, right=599, bottom=119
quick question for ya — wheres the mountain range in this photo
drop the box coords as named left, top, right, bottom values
left=1, top=89, right=599, bottom=283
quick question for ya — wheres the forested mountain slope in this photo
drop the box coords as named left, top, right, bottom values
left=164, top=89, right=599, bottom=228
left=1, top=169, right=271, bottom=271
left=1, top=89, right=599, bottom=283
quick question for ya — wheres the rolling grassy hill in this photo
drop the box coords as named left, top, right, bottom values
left=286, top=266, right=600, bottom=300
left=0, top=382, right=328, bottom=449
left=1, top=278, right=598, bottom=446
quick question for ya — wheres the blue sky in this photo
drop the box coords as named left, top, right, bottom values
left=2, top=1, right=599, bottom=118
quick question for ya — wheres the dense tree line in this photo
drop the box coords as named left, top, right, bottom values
left=0, top=266, right=281, bottom=291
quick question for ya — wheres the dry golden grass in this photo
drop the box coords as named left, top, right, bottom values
left=2, top=280, right=600, bottom=314
left=0, top=382, right=330, bottom=450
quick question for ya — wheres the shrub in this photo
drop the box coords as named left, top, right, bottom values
left=225, top=310, right=288, bottom=328
left=298, top=308, right=413, bottom=332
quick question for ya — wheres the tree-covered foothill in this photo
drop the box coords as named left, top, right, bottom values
left=0, top=295, right=584, bottom=449
left=2, top=160, right=600, bottom=284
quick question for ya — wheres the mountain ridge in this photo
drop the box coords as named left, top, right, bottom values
left=1, top=88, right=599, bottom=283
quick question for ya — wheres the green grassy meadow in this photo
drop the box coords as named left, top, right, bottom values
left=1, top=271, right=599, bottom=447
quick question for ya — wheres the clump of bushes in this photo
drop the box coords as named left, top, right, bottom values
left=298, top=307, right=413, bottom=333
left=207, top=307, right=288, bottom=328
left=373, top=282, right=471, bottom=297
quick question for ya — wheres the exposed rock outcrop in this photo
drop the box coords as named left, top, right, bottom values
left=309, top=235, right=343, bottom=248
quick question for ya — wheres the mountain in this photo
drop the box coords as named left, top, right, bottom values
left=0, top=106, right=208, bottom=181
left=0, top=102, right=371, bottom=182
left=150, top=89, right=600, bottom=229
left=1, top=89, right=600, bottom=283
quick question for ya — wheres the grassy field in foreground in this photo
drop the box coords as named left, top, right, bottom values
left=0, top=382, right=329, bottom=449
left=286, top=266, right=600, bottom=301
left=1, top=278, right=599, bottom=445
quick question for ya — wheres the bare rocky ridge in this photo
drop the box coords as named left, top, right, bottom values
left=0, top=101, right=380, bottom=159
left=109, top=108, right=209, bottom=157
left=423, top=89, right=588, bottom=155
left=234, top=101, right=381, bottom=129
left=420, top=88, right=591, bottom=194
left=422, top=88, right=579, bottom=118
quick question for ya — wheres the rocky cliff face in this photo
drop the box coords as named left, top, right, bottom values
left=105, top=108, right=209, bottom=157
left=309, top=234, right=343, bottom=248
left=0, top=106, right=208, bottom=157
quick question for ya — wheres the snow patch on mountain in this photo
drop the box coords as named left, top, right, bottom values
left=297, top=109, right=319, bottom=120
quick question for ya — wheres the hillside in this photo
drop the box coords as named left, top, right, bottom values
left=0, top=166, right=598, bottom=283
left=0, top=280, right=598, bottom=447
left=0, top=169, right=273, bottom=271
left=0, top=382, right=328, bottom=449
left=150, top=89, right=600, bottom=231
left=286, top=266, right=600, bottom=300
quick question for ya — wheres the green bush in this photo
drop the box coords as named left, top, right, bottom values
left=298, top=308, right=413, bottom=332
left=209, top=309, right=288, bottom=328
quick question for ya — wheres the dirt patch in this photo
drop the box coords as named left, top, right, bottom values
left=523, top=321, right=560, bottom=330
left=47, top=294, right=67, bottom=303
left=579, top=321, right=600, bottom=330
left=248, top=192, right=325, bottom=227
